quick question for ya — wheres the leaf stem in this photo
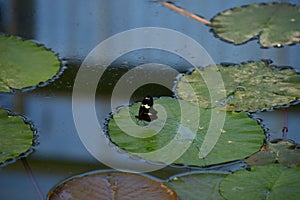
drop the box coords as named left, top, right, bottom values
left=282, top=108, right=288, bottom=140
left=21, top=158, right=44, bottom=200
left=160, top=1, right=212, bottom=26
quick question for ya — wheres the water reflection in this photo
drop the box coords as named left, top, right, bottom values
left=0, top=0, right=299, bottom=68
left=254, top=103, right=300, bottom=143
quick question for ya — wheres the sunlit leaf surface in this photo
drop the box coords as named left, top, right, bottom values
left=108, top=98, right=264, bottom=167
left=176, top=61, right=300, bottom=111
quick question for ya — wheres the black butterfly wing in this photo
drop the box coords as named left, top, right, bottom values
left=142, top=95, right=153, bottom=107
left=135, top=96, right=157, bottom=122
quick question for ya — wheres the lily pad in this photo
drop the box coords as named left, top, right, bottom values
left=246, top=140, right=300, bottom=167
left=211, top=3, right=300, bottom=47
left=108, top=97, right=264, bottom=167
left=0, top=34, right=60, bottom=92
left=167, top=172, right=227, bottom=200
left=0, top=109, right=34, bottom=166
left=220, top=164, right=300, bottom=200
left=47, top=171, right=178, bottom=200
left=176, top=61, right=300, bottom=111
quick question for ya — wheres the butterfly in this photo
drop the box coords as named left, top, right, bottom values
left=135, top=95, right=157, bottom=122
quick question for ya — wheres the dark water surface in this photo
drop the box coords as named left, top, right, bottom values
left=0, top=0, right=299, bottom=199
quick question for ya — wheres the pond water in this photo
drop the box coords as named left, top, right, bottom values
left=0, top=0, right=299, bottom=199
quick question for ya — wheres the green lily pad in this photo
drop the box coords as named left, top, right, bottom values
left=176, top=61, right=300, bottom=111
left=108, top=97, right=264, bottom=167
left=220, top=164, right=300, bottom=200
left=0, top=34, right=60, bottom=92
left=211, top=3, right=300, bottom=47
left=47, top=171, right=178, bottom=200
left=167, top=172, right=227, bottom=200
left=0, top=109, right=34, bottom=166
left=246, top=140, right=300, bottom=167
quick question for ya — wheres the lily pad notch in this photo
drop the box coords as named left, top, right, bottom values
left=108, top=97, right=265, bottom=167
left=211, top=3, right=300, bottom=47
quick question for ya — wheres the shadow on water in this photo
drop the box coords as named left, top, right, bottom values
left=0, top=0, right=300, bottom=199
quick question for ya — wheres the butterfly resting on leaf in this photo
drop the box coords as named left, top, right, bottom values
left=135, top=95, right=158, bottom=122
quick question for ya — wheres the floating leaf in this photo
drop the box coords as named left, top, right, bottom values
left=176, top=61, right=300, bottom=111
left=47, top=171, right=178, bottom=200
left=0, top=109, right=34, bottom=165
left=211, top=3, right=300, bottom=47
left=167, top=172, right=227, bottom=200
left=246, top=140, right=300, bottom=167
left=220, top=164, right=300, bottom=200
left=0, top=34, right=60, bottom=92
left=108, top=97, right=264, bottom=167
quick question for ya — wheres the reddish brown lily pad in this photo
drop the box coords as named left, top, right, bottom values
left=47, top=171, right=178, bottom=200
